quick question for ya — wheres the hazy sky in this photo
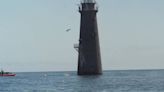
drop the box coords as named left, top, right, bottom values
left=0, top=0, right=164, bottom=72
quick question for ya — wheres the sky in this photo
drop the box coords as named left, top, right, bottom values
left=0, top=0, right=164, bottom=72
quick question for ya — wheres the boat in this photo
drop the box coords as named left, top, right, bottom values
left=0, top=70, right=16, bottom=76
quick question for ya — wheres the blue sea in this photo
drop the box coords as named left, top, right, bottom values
left=0, top=70, right=164, bottom=92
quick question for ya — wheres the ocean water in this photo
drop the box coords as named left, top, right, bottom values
left=0, top=70, right=164, bottom=92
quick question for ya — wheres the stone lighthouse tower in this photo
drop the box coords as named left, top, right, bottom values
left=75, top=0, right=102, bottom=75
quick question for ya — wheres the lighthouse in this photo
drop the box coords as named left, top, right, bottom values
left=75, top=0, right=102, bottom=75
